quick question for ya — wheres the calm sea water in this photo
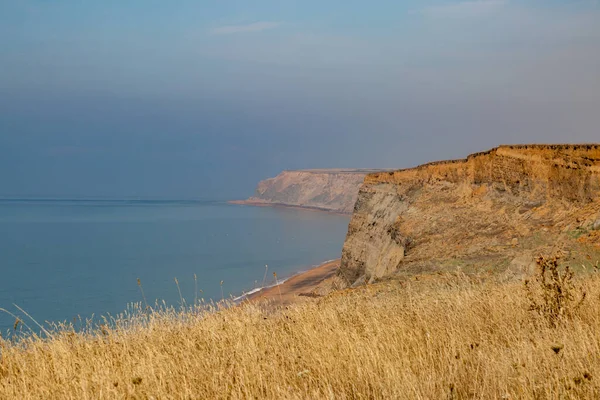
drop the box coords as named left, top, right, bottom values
left=0, top=199, right=350, bottom=333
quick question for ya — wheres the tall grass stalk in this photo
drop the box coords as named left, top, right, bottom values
left=273, top=272, right=283, bottom=303
left=137, top=278, right=148, bottom=310
left=194, top=273, right=198, bottom=306
left=262, top=264, right=268, bottom=288
left=2, top=271, right=600, bottom=398
left=174, top=277, right=185, bottom=308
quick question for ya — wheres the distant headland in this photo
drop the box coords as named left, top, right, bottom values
left=231, top=169, right=388, bottom=214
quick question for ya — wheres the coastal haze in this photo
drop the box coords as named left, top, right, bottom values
left=1, top=0, right=600, bottom=332
left=2, top=1, right=600, bottom=201
left=3, top=1, right=600, bottom=398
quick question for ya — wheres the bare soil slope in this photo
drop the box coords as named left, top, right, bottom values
left=339, top=144, right=600, bottom=285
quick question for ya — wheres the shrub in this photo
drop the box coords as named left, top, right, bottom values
left=524, top=253, right=586, bottom=327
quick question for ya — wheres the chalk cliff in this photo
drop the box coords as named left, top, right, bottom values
left=339, top=145, right=600, bottom=285
left=235, top=169, right=383, bottom=214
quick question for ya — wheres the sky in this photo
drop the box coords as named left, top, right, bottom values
left=1, top=0, right=599, bottom=199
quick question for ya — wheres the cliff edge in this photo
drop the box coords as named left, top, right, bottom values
left=234, top=169, right=383, bottom=214
left=339, top=144, right=600, bottom=285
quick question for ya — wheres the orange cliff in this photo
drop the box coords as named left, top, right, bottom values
left=339, top=145, right=600, bottom=286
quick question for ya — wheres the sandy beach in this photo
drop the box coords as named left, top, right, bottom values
left=246, top=259, right=341, bottom=306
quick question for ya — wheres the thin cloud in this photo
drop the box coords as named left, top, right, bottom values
left=209, top=21, right=282, bottom=36
left=421, top=0, right=507, bottom=19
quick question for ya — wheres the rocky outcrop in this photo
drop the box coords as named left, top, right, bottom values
left=235, top=169, right=384, bottom=214
left=339, top=145, right=600, bottom=285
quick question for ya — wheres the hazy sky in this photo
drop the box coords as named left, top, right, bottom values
left=1, top=0, right=599, bottom=199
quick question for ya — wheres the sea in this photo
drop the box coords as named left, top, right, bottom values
left=0, top=199, right=350, bottom=333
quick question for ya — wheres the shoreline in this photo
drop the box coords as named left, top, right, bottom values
left=228, top=200, right=351, bottom=216
left=239, top=259, right=341, bottom=306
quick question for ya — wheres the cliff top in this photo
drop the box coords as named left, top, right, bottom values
left=369, top=144, right=600, bottom=178
left=286, top=168, right=389, bottom=174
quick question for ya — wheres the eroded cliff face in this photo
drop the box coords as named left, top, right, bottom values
left=237, top=169, right=382, bottom=214
left=339, top=145, right=600, bottom=285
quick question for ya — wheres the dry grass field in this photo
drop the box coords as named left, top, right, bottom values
left=1, top=257, right=600, bottom=399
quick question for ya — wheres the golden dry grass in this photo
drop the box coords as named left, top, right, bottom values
left=2, top=270, right=600, bottom=399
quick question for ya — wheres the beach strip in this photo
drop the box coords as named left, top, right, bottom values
left=246, top=259, right=341, bottom=306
